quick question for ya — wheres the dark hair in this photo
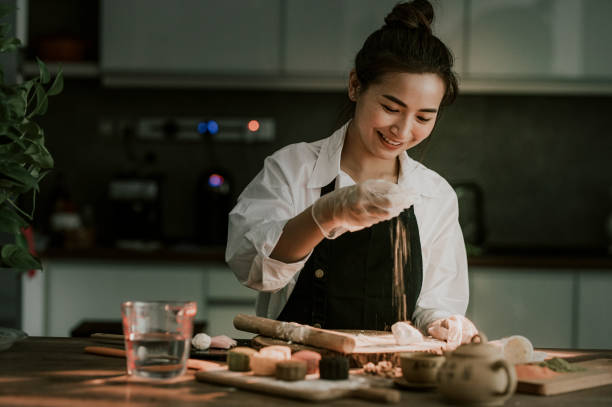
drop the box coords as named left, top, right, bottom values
left=354, top=0, right=458, bottom=106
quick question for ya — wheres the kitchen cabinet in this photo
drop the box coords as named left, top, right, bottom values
left=467, top=267, right=574, bottom=348
left=21, top=259, right=256, bottom=338
left=101, top=0, right=281, bottom=74
left=284, top=0, right=465, bottom=77
left=205, top=267, right=257, bottom=339
left=24, top=260, right=208, bottom=337
left=468, top=266, right=612, bottom=349
left=94, top=0, right=612, bottom=93
left=467, top=0, right=612, bottom=80
left=284, top=0, right=395, bottom=77
left=577, top=271, right=612, bottom=349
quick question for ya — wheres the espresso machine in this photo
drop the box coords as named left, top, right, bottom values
left=195, top=168, right=234, bottom=246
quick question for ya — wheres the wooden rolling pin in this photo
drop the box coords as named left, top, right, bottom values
left=233, top=314, right=356, bottom=354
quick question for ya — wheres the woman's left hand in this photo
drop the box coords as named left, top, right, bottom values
left=427, top=315, right=478, bottom=350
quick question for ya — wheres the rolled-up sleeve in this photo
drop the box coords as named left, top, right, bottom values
left=225, top=155, right=312, bottom=293
left=413, top=188, right=469, bottom=331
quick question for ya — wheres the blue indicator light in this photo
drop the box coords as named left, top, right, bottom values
left=208, top=174, right=224, bottom=187
left=197, top=122, right=208, bottom=134
left=207, top=120, right=219, bottom=135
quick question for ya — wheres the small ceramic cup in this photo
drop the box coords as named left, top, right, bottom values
left=400, top=352, right=446, bottom=383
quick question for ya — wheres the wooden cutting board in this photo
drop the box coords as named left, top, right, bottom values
left=195, top=368, right=400, bottom=403
left=252, top=330, right=445, bottom=367
left=517, top=358, right=612, bottom=396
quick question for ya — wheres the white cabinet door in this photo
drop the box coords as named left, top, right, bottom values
left=432, top=0, right=466, bottom=77
left=580, top=0, right=612, bottom=79
left=285, top=0, right=396, bottom=76
left=468, top=267, right=574, bottom=348
left=205, top=267, right=257, bottom=339
left=467, top=0, right=612, bottom=79
left=577, top=271, right=612, bottom=349
left=284, top=0, right=464, bottom=77
left=101, top=0, right=281, bottom=74
left=44, top=260, right=207, bottom=337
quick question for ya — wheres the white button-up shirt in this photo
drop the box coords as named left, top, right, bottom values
left=226, top=122, right=469, bottom=331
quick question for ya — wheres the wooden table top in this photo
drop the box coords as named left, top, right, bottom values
left=1, top=337, right=611, bottom=407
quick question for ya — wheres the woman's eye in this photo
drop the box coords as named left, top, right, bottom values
left=382, top=104, right=399, bottom=113
left=417, top=116, right=432, bottom=123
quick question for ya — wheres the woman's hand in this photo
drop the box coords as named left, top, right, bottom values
left=428, top=315, right=478, bottom=350
left=311, top=179, right=414, bottom=239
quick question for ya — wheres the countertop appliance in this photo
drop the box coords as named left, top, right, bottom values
left=108, top=175, right=163, bottom=245
left=195, top=169, right=233, bottom=246
left=453, top=182, right=486, bottom=247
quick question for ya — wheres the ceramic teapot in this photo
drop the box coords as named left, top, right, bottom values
left=437, top=333, right=517, bottom=406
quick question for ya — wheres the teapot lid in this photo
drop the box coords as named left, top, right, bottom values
left=451, top=333, right=501, bottom=358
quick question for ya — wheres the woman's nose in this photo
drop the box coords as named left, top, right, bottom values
left=392, top=117, right=413, bottom=140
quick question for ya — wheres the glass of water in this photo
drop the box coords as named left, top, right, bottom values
left=121, top=300, right=197, bottom=380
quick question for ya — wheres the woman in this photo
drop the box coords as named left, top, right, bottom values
left=226, top=0, right=477, bottom=348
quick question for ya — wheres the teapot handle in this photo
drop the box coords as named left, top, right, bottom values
left=491, top=359, right=514, bottom=397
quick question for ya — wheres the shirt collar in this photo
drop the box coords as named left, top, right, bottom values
left=308, top=121, right=439, bottom=198
left=307, top=122, right=347, bottom=189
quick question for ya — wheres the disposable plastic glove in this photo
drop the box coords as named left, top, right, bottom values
left=427, top=315, right=478, bottom=351
left=311, top=179, right=416, bottom=239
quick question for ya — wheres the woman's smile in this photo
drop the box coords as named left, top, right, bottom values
left=377, top=130, right=403, bottom=148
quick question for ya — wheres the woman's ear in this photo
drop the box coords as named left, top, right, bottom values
left=348, top=70, right=361, bottom=102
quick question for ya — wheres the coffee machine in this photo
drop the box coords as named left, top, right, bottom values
left=108, top=175, right=163, bottom=244
left=195, top=168, right=234, bottom=246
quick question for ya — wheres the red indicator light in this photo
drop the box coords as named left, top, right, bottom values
left=247, top=120, right=260, bottom=132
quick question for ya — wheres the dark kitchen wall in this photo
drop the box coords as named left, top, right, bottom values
left=34, top=78, right=612, bottom=251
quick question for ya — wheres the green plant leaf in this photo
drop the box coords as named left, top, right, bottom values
left=0, top=135, right=26, bottom=156
left=0, top=203, right=28, bottom=234
left=27, top=84, right=48, bottom=118
left=47, top=68, right=64, bottom=96
left=0, top=37, right=20, bottom=53
left=15, top=230, right=28, bottom=249
left=5, top=87, right=26, bottom=120
left=0, top=161, right=37, bottom=192
left=1, top=244, right=41, bottom=270
left=29, top=144, right=53, bottom=169
left=36, top=57, right=50, bottom=84
left=20, top=121, right=43, bottom=143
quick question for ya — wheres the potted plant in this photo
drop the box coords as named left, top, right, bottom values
left=0, top=5, right=63, bottom=271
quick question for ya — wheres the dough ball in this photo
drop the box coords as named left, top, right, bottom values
left=392, top=321, right=424, bottom=345
left=490, top=335, right=534, bottom=364
left=192, top=333, right=212, bottom=350
left=259, top=345, right=292, bottom=360
left=291, top=350, right=321, bottom=374
left=250, top=349, right=289, bottom=376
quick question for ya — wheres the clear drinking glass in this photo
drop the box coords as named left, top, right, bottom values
left=121, top=300, right=197, bottom=380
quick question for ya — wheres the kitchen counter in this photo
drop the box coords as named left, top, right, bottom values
left=1, top=337, right=611, bottom=406
left=39, top=247, right=612, bottom=269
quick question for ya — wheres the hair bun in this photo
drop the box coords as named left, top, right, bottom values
left=384, top=0, right=434, bottom=33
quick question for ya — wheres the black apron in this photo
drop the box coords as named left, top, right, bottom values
left=277, top=178, right=423, bottom=331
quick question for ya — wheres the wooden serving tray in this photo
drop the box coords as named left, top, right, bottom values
left=195, top=368, right=400, bottom=403
left=517, top=358, right=612, bottom=396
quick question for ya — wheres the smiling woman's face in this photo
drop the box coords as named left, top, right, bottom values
left=348, top=71, right=446, bottom=160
